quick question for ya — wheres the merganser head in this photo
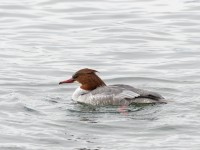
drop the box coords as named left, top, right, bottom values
left=59, top=68, right=106, bottom=90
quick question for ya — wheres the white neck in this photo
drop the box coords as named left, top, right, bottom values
left=72, top=87, right=89, bottom=101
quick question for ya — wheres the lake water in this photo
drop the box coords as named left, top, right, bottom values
left=1, top=0, right=200, bottom=149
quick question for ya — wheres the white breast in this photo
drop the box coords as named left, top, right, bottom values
left=72, top=87, right=89, bottom=101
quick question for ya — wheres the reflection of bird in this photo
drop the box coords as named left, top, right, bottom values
left=59, top=68, right=166, bottom=106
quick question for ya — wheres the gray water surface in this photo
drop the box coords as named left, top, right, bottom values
left=1, top=0, right=200, bottom=149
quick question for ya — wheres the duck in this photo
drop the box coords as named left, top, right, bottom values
left=59, top=68, right=166, bottom=106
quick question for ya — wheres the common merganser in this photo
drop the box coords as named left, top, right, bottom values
left=59, top=68, right=166, bottom=106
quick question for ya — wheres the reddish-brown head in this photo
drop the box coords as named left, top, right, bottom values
left=59, top=68, right=106, bottom=90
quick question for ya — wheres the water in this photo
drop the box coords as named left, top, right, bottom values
left=1, top=0, right=200, bottom=149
